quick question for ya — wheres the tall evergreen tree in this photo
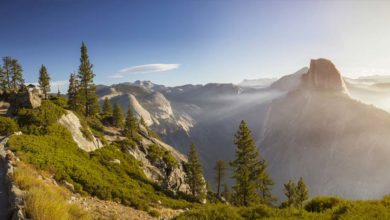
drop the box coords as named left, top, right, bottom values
left=185, top=143, right=206, bottom=202
left=10, top=58, right=24, bottom=92
left=102, top=98, right=113, bottom=117
left=295, top=177, right=309, bottom=209
left=124, top=106, right=138, bottom=139
left=255, top=159, right=276, bottom=205
left=214, top=160, right=226, bottom=197
left=0, top=65, right=3, bottom=94
left=77, top=42, right=99, bottom=116
left=1, top=57, right=12, bottom=93
left=67, top=73, right=79, bottom=110
left=230, top=120, right=260, bottom=206
left=283, top=180, right=296, bottom=208
left=38, top=64, right=51, bottom=99
left=112, top=103, right=125, bottom=128
left=230, top=120, right=274, bottom=206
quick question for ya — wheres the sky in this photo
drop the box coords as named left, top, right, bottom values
left=1, top=0, right=390, bottom=91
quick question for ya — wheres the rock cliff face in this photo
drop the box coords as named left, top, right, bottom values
left=302, top=58, right=348, bottom=93
left=259, top=59, right=390, bottom=199
left=58, top=111, right=103, bottom=152
left=8, top=86, right=43, bottom=114
left=127, top=131, right=189, bottom=193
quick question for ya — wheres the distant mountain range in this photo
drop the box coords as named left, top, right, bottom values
left=97, top=59, right=390, bottom=199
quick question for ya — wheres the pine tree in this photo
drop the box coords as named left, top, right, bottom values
left=10, top=58, right=24, bottom=92
left=230, top=120, right=259, bottom=206
left=124, top=106, right=138, bottom=139
left=283, top=180, right=296, bottom=208
left=231, top=120, right=275, bottom=206
left=112, top=103, right=125, bottom=128
left=102, top=98, right=113, bottom=117
left=67, top=73, right=79, bottom=110
left=185, top=143, right=206, bottom=202
left=38, top=65, right=51, bottom=99
left=1, top=57, right=12, bottom=93
left=0, top=65, right=3, bottom=94
left=295, top=177, right=309, bottom=209
left=77, top=42, right=99, bottom=116
left=255, top=159, right=276, bottom=205
left=214, top=160, right=226, bottom=197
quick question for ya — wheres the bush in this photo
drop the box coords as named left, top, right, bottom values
left=148, top=209, right=161, bottom=217
left=16, top=100, right=65, bottom=134
left=7, top=131, right=190, bottom=211
left=305, top=196, right=344, bottom=213
left=174, top=204, right=244, bottom=220
left=50, top=96, right=68, bottom=108
left=0, top=116, right=19, bottom=135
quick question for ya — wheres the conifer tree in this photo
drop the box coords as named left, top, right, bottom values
left=295, top=177, right=309, bottom=209
left=214, top=160, right=226, bottom=197
left=231, top=120, right=275, bottom=206
left=0, top=57, right=11, bottom=93
left=283, top=180, right=296, bottom=208
left=112, top=103, right=125, bottom=128
left=1, top=57, right=12, bottom=93
left=38, top=64, right=51, bottom=99
left=102, top=98, right=113, bottom=117
left=124, top=106, right=138, bottom=139
left=185, top=143, right=206, bottom=202
left=10, top=58, right=24, bottom=92
left=77, top=42, right=99, bottom=116
left=0, top=65, right=3, bottom=94
left=67, top=73, right=78, bottom=110
left=230, top=120, right=260, bottom=206
left=255, top=159, right=276, bottom=205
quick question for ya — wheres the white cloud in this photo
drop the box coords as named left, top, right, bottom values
left=110, top=63, right=179, bottom=78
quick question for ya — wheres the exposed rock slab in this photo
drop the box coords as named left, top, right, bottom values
left=59, top=110, right=103, bottom=152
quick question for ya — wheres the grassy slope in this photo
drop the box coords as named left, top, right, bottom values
left=7, top=124, right=190, bottom=212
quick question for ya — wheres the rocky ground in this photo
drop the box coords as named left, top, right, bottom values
left=0, top=136, right=10, bottom=220
left=71, top=195, right=182, bottom=220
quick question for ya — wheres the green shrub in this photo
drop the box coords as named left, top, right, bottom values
left=147, top=144, right=177, bottom=168
left=304, top=196, right=344, bottom=213
left=16, top=100, right=65, bottom=134
left=50, top=96, right=68, bottom=108
left=0, top=116, right=19, bottom=135
left=7, top=131, right=190, bottom=211
left=148, top=209, right=161, bottom=217
left=174, top=204, right=244, bottom=220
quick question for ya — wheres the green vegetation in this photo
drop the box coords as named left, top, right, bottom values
left=213, top=160, right=226, bottom=197
left=15, top=100, right=65, bottom=134
left=38, top=64, right=51, bottom=99
left=0, top=116, right=19, bottom=135
left=175, top=197, right=390, bottom=220
left=67, top=73, right=78, bottom=111
left=185, top=143, right=206, bottom=202
left=7, top=125, right=190, bottom=211
left=13, top=162, right=90, bottom=220
left=147, top=143, right=178, bottom=168
left=112, top=103, right=125, bottom=128
left=231, top=120, right=274, bottom=206
left=124, top=106, right=140, bottom=140
left=76, top=42, right=99, bottom=116
left=0, top=56, right=24, bottom=93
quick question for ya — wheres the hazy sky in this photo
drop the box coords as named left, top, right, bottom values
left=1, top=0, right=390, bottom=89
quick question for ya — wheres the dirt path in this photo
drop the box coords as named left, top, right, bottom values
left=0, top=136, right=10, bottom=220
